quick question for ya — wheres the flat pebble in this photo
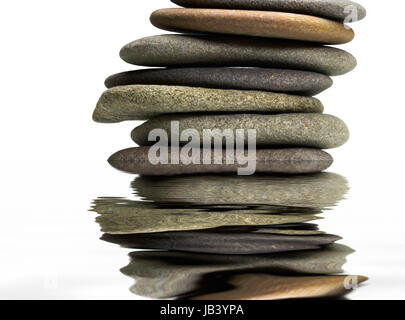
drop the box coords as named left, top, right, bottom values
left=150, top=9, right=354, bottom=44
left=120, top=35, right=357, bottom=76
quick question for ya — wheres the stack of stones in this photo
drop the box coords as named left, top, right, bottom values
left=94, top=0, right=366, bottom=176
left=92, top=0, right=367, bottom=299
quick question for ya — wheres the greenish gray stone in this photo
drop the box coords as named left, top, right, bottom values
left=132, top=173, right=349, bottom=208
left=108, top=147, right=333, bottom=175
left=171, top=0, right=367, bottom=23
left=105, top=68, right=333, bottom=96
left=93, top=85, right=323, bottom=123
left=121, top=244, right=354, bottom=298
left=91, top=197, right=318, bottom=234
left=131, top=113, right=349, bottom=149
left=120, top=35, right=357, bottom=76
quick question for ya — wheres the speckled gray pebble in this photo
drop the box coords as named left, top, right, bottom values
left=108, top=147, right=333, bottom=175
left=105, top=68, right=333, bottom=96
left=120, top=35, right=357, bottom=76
left=93, top=85, right=324, bottom=123
left=131, top=113, right=349, bottom=149
left=171, top=0, right=367, bottom=23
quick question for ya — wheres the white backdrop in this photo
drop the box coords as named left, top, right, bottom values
left=0, top=0, right=404, bottom=299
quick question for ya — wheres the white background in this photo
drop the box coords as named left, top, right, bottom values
left=0, top=0, right=404, bottom=299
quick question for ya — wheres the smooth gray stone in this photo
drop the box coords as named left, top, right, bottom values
left=120, top=35, right=357, bottom=76
left=132, top=173, right=349, bottom=209
left=101, top=230, right=341, bottom=255
left=105, top=68, right=333, bottom=96
left=171, top=0, right=367, bottom=23
left=122, top=244, right=354, bottom=299
left=108, top=147, right=333, bottom=175
left=131, top=113, right=350, bottom=149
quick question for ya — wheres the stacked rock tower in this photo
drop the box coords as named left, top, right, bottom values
left=92, top=0, right=367, bottom=300
left=95, top=0, right=365, bottom=176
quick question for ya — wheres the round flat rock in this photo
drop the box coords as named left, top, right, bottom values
left=132, top=173, right=349, bottom=208
left=101, top=230, right=341, bottom=255
left=108, top=147, right=333, bottom=175
left=105, top=68, right=333, bottom=96
left=171, top=0, right=367, bottom=23
left=150, top=9, right=354, bottom=44
left=131, top=113, right=349, bottom=149
left=93, top=85, right=323, bottom=123
left=120, top=35, right=357, bottom=76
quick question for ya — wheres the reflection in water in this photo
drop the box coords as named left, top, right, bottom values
left=189, top=273, right=368, bottom=300
left=121, top=244, right=354, bottom=299
left=91, top=172, right=367, bottom=300
left=91, top=198, right=320, bottom=234
left=132, top=173, right=349, bottom=208
left=101, top=228, right=341, bottom=255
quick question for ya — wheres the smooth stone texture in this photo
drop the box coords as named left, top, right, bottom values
left=122, top=244, right=355, bottom=298
left=120, top=35, right=357, bottom=76
left=105, top=68, right=333, bottom=96
left=150, top=9, right=354, bottom=44
left=93, top=85, right=324, bottom=123
left=190, top=273, right=368, bottom=300
left=132, top=173, right=349, bottom=208
left=101, top=230, right=341, bottom=255
left=171, top=0, right=367, bottom=23
left=91, top=197, right=318, bottom=234
left=108, top=147, right=333, bottom=175
left=131, top=113, right=349, bottom=149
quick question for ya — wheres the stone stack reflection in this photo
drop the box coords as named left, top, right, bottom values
left=91, top=173, right=368, bottom=299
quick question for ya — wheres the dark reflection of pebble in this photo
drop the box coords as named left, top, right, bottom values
left=120, top=244, right=355, bottom=299
left=101, top=227, right=341, bottom=255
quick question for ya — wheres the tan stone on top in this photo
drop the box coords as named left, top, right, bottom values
left=150, top=8, right=354, bottom=44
